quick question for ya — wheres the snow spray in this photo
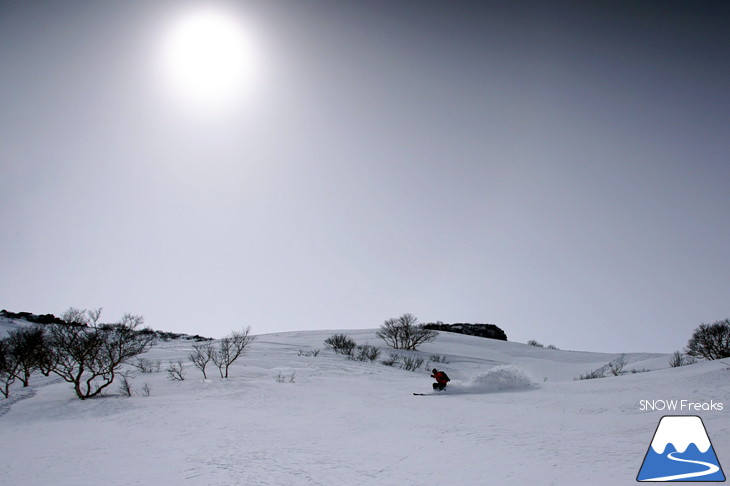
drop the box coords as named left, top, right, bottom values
left=448, top=365, right=535, bottom=394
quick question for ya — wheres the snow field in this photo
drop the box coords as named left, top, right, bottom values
left=1, top=326, right=729, bottom=485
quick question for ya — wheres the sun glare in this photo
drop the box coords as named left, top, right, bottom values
left=158, top=7, right=258, bottom=114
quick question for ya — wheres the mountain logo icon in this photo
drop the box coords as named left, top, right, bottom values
left=637, top=415, right=725, bottom=482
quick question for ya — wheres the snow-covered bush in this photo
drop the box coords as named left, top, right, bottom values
left=527, top=340, right=544, bottom=347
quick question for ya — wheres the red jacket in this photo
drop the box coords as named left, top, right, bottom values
left=432, top=371, right=449, bottom=384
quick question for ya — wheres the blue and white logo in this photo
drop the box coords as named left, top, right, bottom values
left=637, top=415, right=725, bottom=482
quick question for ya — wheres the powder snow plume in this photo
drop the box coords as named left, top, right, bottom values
left=449, top=365, right=535, bottom=394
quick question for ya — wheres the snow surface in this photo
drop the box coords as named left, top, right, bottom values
left=1, top=321, right=729, bottom=485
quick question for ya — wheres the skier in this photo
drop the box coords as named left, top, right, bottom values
left=431, top=368, right=450, bottom=391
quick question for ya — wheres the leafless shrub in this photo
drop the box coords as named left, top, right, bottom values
left=118, top=372, right=134, bottom=397
left=212, top=327, right=256, bottom=378
left=429, top=354, right=449, bottom=364
left=141, top=382, right=152, bottom=397
left=608, top=355, right=627, bottom=376
left=381, top=353, right=400, bottom=367
left=167, top=360, right=186, bottom=381
left=135, top=358, right=161, bottom=373
left=351, top=345, right=380, bottom=362
left=189, top=341, right=215, bottom=379
left=630, top=368, right=651, bottom=374
left=527, top=340, right=544, bottom=348
left=298, top=349, right=320, bottom=357
left=575, top=369, right=605, bottom=380
left=376, top=314, right=437, bottom=351
left=686, top=319, right=730, bottom=360
left=669, top=351, right=696, bottom=368
left=324, top=334, right=356, bottom=355
left=400, top=355, right=425, bottom=372
left=275, top=372, right=296, bottom=383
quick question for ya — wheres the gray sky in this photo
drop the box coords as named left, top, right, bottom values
left=1, top=0, right=728, bottom=352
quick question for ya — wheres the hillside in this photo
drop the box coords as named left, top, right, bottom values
left=1, top=320, right=728, bottom=485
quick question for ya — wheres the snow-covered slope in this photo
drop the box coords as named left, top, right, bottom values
left=1, top=325, right=728, bottom=485
left=0, top=315, right=33, bottom=336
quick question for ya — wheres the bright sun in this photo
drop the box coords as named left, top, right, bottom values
left=159, top=7, right=258, bottom=113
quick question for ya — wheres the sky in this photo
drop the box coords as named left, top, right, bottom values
left=1, top=0, right=728, bottom=353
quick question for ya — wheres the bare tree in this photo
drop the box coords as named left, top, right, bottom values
left=686, top=319, right=730, bottom=360
left=87, top=307, right=103, bottom=326
left=189, top=341, right=214, bottom=379
left=6, top=326, right=48, bottom=386
left=0, top=339, right=20, bottom=398
left=48, top=308, right=155, bottom=400
left=61, top=307, right=88, bottom=325
left=166, top=360, right=186, bottom=381
left=376, top=314, right=437, bottom=351
left=212, top=327, right=256, bottom=378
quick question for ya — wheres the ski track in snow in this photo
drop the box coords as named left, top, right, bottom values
left=1, top=325, right=728, bottom=485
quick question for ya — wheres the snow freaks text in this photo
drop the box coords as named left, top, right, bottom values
left=639, top=400, right=724, bottom=412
